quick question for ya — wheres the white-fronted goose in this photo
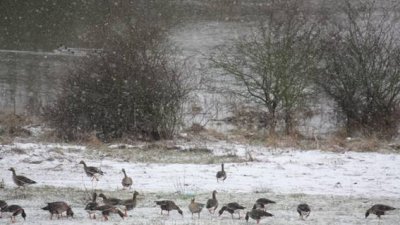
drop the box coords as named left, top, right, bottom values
left=8, top=167, right=36, bottom=188
left=84, top=192, right=98, bottom=219
left=188, top=198, right=205, bottom=218
left=255, top=198, right=276, bottom=211
left=206, top=190, right=218, bottom=214
left=218, top=206, right=235, bottom=218
left=79, top=160, right=104, bottom=181
left=120, top=191, right=139, bottom=216
left=98, top=193, right=122, bottom=206
left=218, top=202, right=245, bottom=219
left=155, top=200, right=183, bottom=216
left=94, top=205, right=125, bottom=221
left=1, top=205, right=26, bottom=223
left=365, top=204, right=396, bottom=219
left=0, top=200, right=8, bottom=218
left=121, top=169, right=133, bottom=190
left=42, top=201, right=73, bottom=219
left=297, top=203, right=311, bottom=220
left=245, top=205, right=273, bottom=224
left=216, top=163, right=227, bottom=182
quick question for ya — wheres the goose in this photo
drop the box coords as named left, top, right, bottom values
left=255, top=198, right=276, bottom=211
left=297, top=203, right=311, bottom=220
left=155, top=200, right=183, bottom=215
left=121, top=169, right=133, bottom=189
left=216, top=163, right=227, bottom=182
left=120, top=191, right=139, bottom=216
left=365, top=204, right=396, bottom=219
left=42, top=201, right=73, bottom=219
left=98, top=193, right=122, bottom=206
left=1, top=205, right=26, bottom=223
left=218, top=206, right=235, bottom=218
left=188, top=198, right=205, bottom=218
left=0, top=200, right=7, bottom=218
left=93, top=205, right=125, bottom=221
left=218, top=202, right=245, bottom=219
left=84, top=192, right=99, bottom=219
left=206, top=190, right=218, bottom=214
left=79, top=160, right=104, bottom=181
left=8, top=167, right=36, bottom=188
left=245, top=205, right=273, bottom=224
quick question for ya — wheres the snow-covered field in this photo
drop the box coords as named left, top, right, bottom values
left=0, top=141, right=399, bottom=224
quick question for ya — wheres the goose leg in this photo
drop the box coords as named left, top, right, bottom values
left=22, top=187, right=27, bottom=199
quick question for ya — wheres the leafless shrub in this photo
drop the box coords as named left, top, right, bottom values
left=316, top=0, right=400, bottom=138
left=45, top=0, right=192, bottom=141
left=0, top=113, right=32, bottom=137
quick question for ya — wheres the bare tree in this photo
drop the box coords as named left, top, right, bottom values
left=317, top=0, right=400, bottom=137
left=209, top=0, right=320, bottom=135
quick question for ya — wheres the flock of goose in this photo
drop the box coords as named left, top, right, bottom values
left=0, top=162, right=397, bottom=223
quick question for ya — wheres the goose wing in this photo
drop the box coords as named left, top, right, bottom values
left=16, top=175, right=36, bottom=184
left=375, top=204, right=396, bottom=211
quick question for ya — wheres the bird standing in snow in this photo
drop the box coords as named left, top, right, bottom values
left=216, top=163, right=227, bottom=182
left=1, top=204, right=26, bottom=223
left=365, top=204, right=396, bottom=219
left=188, top=198, right=205, bottom=218
left=79, top=160, right=104, bottom=181
left=8, top=167, right=36, bottom=188
left=155, top=200, right=183, bottom=216
left=121, top=168, right=133, bottom=190
left=120, top=191, right=139, bottom=216
left=84, top=192, right=99, bottom=219
left=218, top=202, right=245, bottom=219
left=245, top=204, right=273, bottom=224
left=297, top=203, right=311, bottom=220
left=41, top=201, right=74, bottom=219
left=206, top=190, right=218, bottom=214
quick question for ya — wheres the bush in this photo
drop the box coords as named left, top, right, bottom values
left=45, top=1, right=190, bottom=141
left=316, top=0, right=400, bottom=137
